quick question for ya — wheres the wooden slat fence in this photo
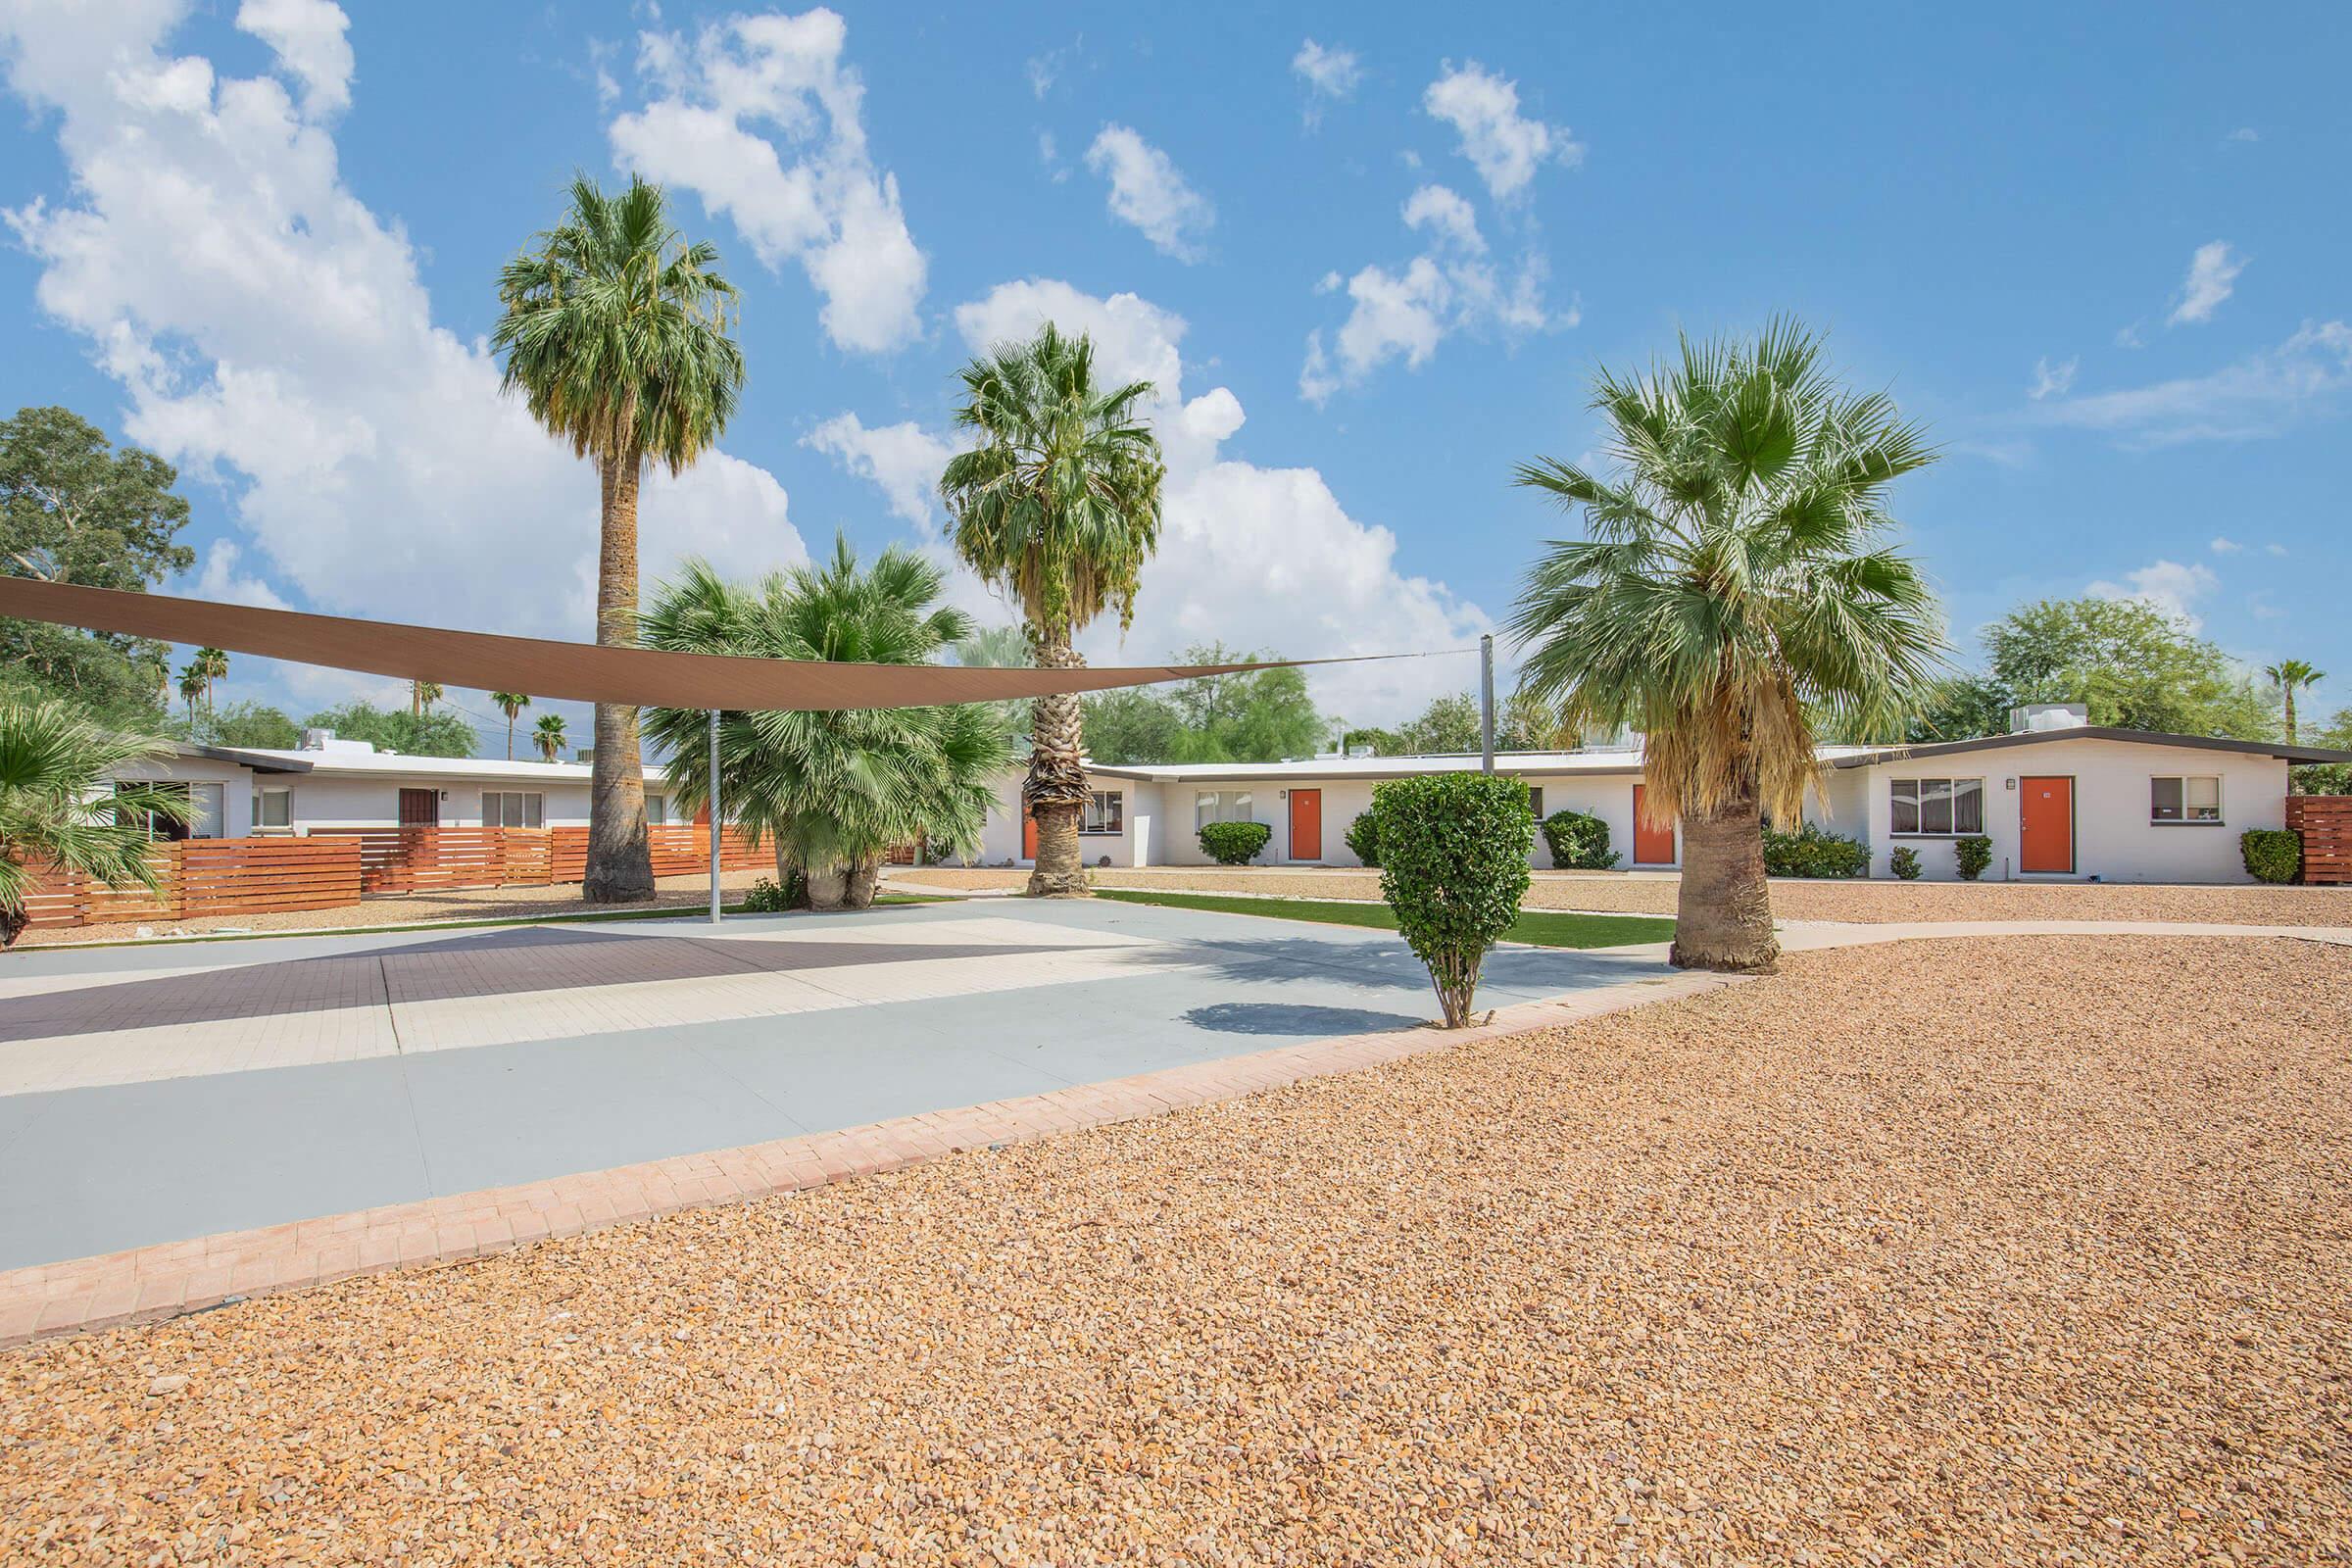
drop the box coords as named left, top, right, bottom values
left=18, top=839, right=362, bottom=930
left=315, top=825, right=764, bottom=896
left=2285, top=796, right=2352, bottom=885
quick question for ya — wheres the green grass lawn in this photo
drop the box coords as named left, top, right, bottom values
left=1096, top=888, right=1674, bottom=949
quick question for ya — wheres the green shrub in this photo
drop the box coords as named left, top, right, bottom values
left=1539, top=808, right=1619, bottom=869
left=2240, top=829, right=2301, bottom=884
left=1760, top=821, right=1869, bottom=878
left=1888, top=846, right=1924, bottom=881
left=1199, top=819, right=1272, bottom=865
left=1372, top=772, right=1535, bottom=1028
left=1344, top=810, right=1384, bottom=868
left=740, top=871, right=806, bottom=912
left=1954, top=835, right=1992, bottom=881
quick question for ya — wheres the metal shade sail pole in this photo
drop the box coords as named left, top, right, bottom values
left=1479, top=633, right=1496, bottom=774
left=708, top=709, right=722, bottom=924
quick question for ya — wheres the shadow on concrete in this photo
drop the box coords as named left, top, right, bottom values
left=1179, top=1002, right=1425, bottom=1038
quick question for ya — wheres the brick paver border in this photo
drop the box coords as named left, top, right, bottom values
left=0, top=970, right=1739, bottom=1348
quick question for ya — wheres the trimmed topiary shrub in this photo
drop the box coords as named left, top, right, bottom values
left=2241, top=828, right=2301, bottom=884
left=1345, top=810, right=1384, bottom=868
left=1539, top=808, right=1619, bottom=870
left=1372, top=772, right=1535, bottom=1028
left=1199, top=819, right=1273, bottom=865
left=1954, top=835, right=1993, bottom=881
left=1760, top=821, right=1869, bottom=878
left=1888, top=846, right=1924, bottom=881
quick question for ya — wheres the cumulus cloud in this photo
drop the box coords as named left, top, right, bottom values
left=2028, top=355, right=2077, bottom=400
left=2035, top=319, right=2352, bottom=446
left=1084, top=123, right=1214, bottom=262
left=233, top=0, right=352, bottom=116
left=0, top=0, right=806, bottom=653
left=2086, top=559, right=2220, bottom=629
left=607, top=9, right=927, bottom=354
left=1291, top=38, right=1361, bottom=126
left=2209, top=536, right=2242, bottom=554
left=1423, top=60, right=1581, bottom=201
left=804, top=413, right=957, bottom=529
left=2168, top=240, right=2246, bottom=326
left=1400, top=183, right=1484, bottom=253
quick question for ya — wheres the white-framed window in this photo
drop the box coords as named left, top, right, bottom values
left=116, top=780, right=223, bottom=840
left=481, top=791, right=545, bottom=828
left=1526, top=786, right=1544, bottom=821
left=2151, top=775, right=2222, bottom=824
left=1081, top=790, right=1124, bottom=834
left=645, top=794, right=668, bottom=825
left=1890, top=777, right=1984, bottom=836
left=252, top=786, right=294, bottom=831
left=1195, top=790, right=1253, bottom=831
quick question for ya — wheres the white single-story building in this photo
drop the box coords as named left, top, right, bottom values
left=971, top=707, right=2352, bottom=884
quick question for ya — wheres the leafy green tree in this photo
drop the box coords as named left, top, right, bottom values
left=2295, top=707, right=2352, bottom=796
left=1394, top=693, right=1483, bottom=754
left=533, top=711, right=569, bottom=763
left=1, top=406, right=194, bottom=724
left=942, top=322, right=1165, bottom=897
left=0, top=699, right=190, bottom=947
left=489, top=692, right=532, bottom=760
left=1081, top=686, right=1186, bottom=765
left=1984, top=598, right=2274, bottom=738
left=2264, top=659, right=2326, bottom=743
left=1510, top=322, right=1944, bottom=971
left=174, top=701, right=302, bottom=750
left=1077, top=645, right=1326, bottom=764
left=303, top=701, right=477, bottom=759
left=494, top=174, right=746, bottom=904
left=642, top=535, right=1014, bottom=909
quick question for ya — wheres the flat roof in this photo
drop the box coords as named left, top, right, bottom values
left=1825, top=727, right=2352, bottom=768
left=197, top=746, right=674, bottom=783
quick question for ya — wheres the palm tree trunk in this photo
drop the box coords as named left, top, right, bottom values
left=844, top=855, right=881, bottom=909
left=506, top=716, right=514, bottom=761
left=2285, top=687, right=2298, bottom=744
left=585, top=452, right=655, bottom=904
left=1025, top=626, right=1090, bottom=897
left=1670, top=784, right=1780, bottom=972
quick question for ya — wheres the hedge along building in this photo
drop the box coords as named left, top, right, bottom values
left=970, top=707, right=2352, bottom=883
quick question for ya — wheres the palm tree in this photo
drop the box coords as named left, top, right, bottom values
left=642, top=534, right=1013, bottom=909
left=940, top=323, right=1165, bottom=896
left=190, top=647, right=229, bottom=710
left=2265, top=659, right=2325, bottom=743
left=176, top=664, right=205, bottom=719
left=532, top=711, right=568, bottom=763
left=409, top=678, right=444, bottom=717
left=0, top=700, right=190, bottom=947
left=1509, top=322, right=1945, bottom=971
left=491, top=692, right=532, bottom=760
left=493, top=174, right=747, bottom=904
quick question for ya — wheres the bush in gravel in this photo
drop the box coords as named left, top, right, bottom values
left=1345, top=810, right=1384, bottom=868
left=1888, top=846, right=1924, bottom=881
left=1374, top=772, right=1535, bottom=1028
left=2240, top=829, right=2301, bottom=884
left=1199, top=820, right=1272, bottom=865
left=1954, top=835, right=1993, bottom=881
left=740, top=872, right=806, bottom=912
left=1540, top=808, right=1620, bottom=870
left=1760, top=821, right=1869, bottom=878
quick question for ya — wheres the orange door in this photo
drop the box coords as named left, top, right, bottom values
left=1021, top=807, right=1038, bottom=859
left=1289, top=789, right=1322, bottom=860
left=1632, top=785, right=1675, bottom=865
left=2019, top=776, right=2073, bottom=872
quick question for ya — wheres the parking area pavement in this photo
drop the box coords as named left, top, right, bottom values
left=0, top=898, right=1671, bottom=1272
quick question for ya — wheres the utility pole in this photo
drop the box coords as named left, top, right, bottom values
left=1479, top=633, right=1495, bottom=774
left=708, top=709, right=722, bottom=924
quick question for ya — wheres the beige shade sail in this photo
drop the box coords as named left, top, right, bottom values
left=0, top=578, right=1412, bottom=710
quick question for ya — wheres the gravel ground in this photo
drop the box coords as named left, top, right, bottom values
left=12, top=868, right=779, bottom=948
left=5, top=936, right=2346, bottom=1565
left=894, top=864, right=2352, bottom=926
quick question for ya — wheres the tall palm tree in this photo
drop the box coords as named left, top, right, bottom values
left=176, top=664, right=205, bottom=719
left=1509, top=322, right=1945, bottom=971
left=409, top=678, right=444, bottom=717
left=2265, top=659, right=2325, bottom=743
left=642, top=535, right=1013, bottom=909
left=0, top=700, right=189, bottom=947
left=191, top=646, right=228, bottom=710
left=490, top=692, right=532, bottom=760
left=532, top=711, right=568, bottom=763
left=940, top=323, right=1165, bottom=896
left=493, top=173, right=746, bottom=904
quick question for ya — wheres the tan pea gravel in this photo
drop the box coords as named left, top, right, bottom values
left=894, top=863, right=2352, bottom=926
left=5, top=936, right=2349, bottom=1565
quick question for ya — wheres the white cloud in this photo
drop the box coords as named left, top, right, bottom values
left=1036, top=129, right=1067, bottom=183
left=2266, top=542, right=2288, bottom=557
left=1083, top=123, right=1214, bottom=262
left=1423, top=60, right=1581, bottom=202
left=233, top=0, right=351, bottom=117
left=805, top=413, right=956, bottom=529
left=2036, top=319, right=2352, bottom=446
left=2028, top=355, right=2077, bottom=400
left=2168, top=240, right=2246, bottom=326
left=2115, top=320, right=2146, bottom=349
left=2225, top=126, right=2259, bottom=144
left=2086, top=559, right=2220, bottom=630
left=1400, top=183, right=1484, bottom=253
left=2209, top=536, right=2242, bottom=554
left=841, top=277, right=1493, bottom=722
left=607, top=9, right=927, bottom=354
left=0, top=0, right=806, bottom=652
left=1025, top=37, right=1077, bottom=101
left=1291, top=38, right=1361, bottom=126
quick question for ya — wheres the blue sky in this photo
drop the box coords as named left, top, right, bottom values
left=1, top=0, right=2346, bottom=752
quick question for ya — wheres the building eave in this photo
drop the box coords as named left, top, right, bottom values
left=1827, top=726, right=2352, bottom=769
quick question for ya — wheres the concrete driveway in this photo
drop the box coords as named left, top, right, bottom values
left=0, top=898, right=1670, bottom=1271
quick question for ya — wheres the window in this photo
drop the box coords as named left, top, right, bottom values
left=252, top=787, right=293, bottom=831
left=481, top=791, right=545, bottom=828
left=1526, top=786, right=1544, bottom=821
left=2151, top=775, right=2221, bottom=823
left=115, top=780, right=222, bottom=841
left=1195, top=790, right=1254, bottom=830
left=1081, top=790, right=1124, bottom=834
left=1890, top=777, right=1984, bottom=836
left=645, top=794, right=667, bottom=825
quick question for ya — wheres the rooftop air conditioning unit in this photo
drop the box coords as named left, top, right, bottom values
left=2010, top=703, right=2089, bottom=734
